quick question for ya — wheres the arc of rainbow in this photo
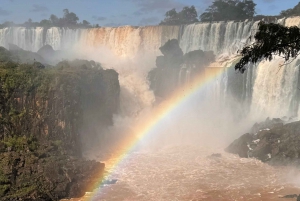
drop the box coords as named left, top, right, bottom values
left=85, top=63, right=232, bottom=200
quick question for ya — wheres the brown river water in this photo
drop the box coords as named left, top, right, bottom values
left=63, top=146, right=300, bottom=201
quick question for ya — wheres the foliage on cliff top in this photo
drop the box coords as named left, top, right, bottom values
left=160, top=6, right=198, bottom=25
left=160, top=0, right=256, bottom=25
left=0, top=47, right=17, bottom=62
left=200, top=0, right=256, bottom=22
left=280, top=2, right=300, bottom=17
left=235, top=22, right=300, bottom=73
left=0, top=9, right=97, bottom=29
left=0, top=47, right=118, bottom=141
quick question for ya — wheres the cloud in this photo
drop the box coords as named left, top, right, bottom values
left=139, top=17, right=159, bottom=25
left=129, top=0, right=186, bottom=14
left=0, top=8, right=11, bottom=16
left=93, top=16, right=107, bottom=21
left=31, top=4, right=48, bottom=12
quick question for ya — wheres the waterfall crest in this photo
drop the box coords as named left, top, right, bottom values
left=1, top=17, right=300, bottom=119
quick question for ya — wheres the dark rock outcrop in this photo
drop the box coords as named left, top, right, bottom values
left=148, top=39, right=215, bottom=98
left=226, top=118, right=300, bottom=165
left=0, top=44, right=47, bottom=65
left=37, top=45, right=65, bottom=64
left=8, top=43, right=22, bottom=51
left=37, top=45, right=55, bottom=59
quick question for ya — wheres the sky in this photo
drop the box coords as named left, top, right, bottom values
left=0, top=0, right=299, bottom=26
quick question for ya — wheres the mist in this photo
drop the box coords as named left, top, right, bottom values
left=2, top=22, right=300, bottom=200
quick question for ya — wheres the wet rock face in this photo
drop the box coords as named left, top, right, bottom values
left=0, top=143, right=105, bottom=200
left=0, top=59, right=120, bottom=156
left=148, top=39, right=215, bottom=98
left=225, top=133, right=253, bottom=158
left=226, top=118, right=300, bottom=165
left=0, top=52, right=120, bottom=200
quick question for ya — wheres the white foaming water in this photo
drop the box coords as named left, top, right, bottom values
left=2, top=19, right=300, bottom=201
left=250, top=57, right=300, bottom=119
left=0, top=27, right=44, bottom=51
left=2, top=20, right=299, bottom=121
left=180, top=20, right=258, bottom=55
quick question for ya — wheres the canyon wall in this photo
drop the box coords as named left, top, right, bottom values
left=0, top=49, right=120, bottom=200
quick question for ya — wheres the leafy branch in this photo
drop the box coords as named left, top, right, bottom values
left=235, top=21, right=300, bottom=73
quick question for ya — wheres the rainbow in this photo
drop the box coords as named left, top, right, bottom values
left=84, top=64, right=231, bottom=200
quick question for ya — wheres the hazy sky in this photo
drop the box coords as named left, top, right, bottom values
left=0, top=0, right=298, bottom=26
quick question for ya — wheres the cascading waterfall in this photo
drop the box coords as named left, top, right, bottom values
left=0, top=17, right=300, bottom=119
left=0, top=26, right=180, bottom=57
left=179, top=20, right=258, bottom=55
left=3, top=18, right=300, bottom=201
left=0, top=27, right=44, bottom=51
left=250, top=57, right=300, bottom=118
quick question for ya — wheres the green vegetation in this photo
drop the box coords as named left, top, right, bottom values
left=0, top=47, right=109, bottom=144
left=160, top=0, right=257, bottom=25
left=235, top=22, right=300, bottom=73
left=0, top=9, right=95, bottom=28
left=160, top=6, right=198, bottom=25
left=1, top=135, right=37, bottom=151
left=0, top=47, right=115, bottom=200
left=0, top=184, right=9, bottom=197
left=160, top=0, right=300, bottom=25
left=200, top=0, right=256, bottom=22
left=280, top=2, right=300, bottom=17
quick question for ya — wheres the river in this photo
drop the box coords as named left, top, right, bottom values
left=64, top=145, right=300, bottom=201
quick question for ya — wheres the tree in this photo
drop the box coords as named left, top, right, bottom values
left=160, top=6, right=198, bottom=25
left=160, top=8, right=178, bottom=25
left=235, top=22, right=300, bottom=73
left=40, top=19, right=51, bottom=27
left=280, top=2, right=300, bottom=17
left=178, top=6, right=199, bottom=24
left=62, top=9, right=79, bottom=26
left=1, top=9, right=93, bottom=29
left=23, top=18, right=33, bottom=27
left=200, top=0, right=256, bottom=22
left=82, top=20, right=90, bottom=27
left=50, top=14, right=59, bottom=25
left=1, top=21, right=15, bottom=27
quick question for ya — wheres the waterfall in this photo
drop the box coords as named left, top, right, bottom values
left=250, top=57, right=300, bottom=118
left=0, top=26, right=180, bottom=57
left=179, top=20, right=258, bottom=55
left=1, top=17, right=300, bottom=119
left=0, top=27, right=44, bottom=51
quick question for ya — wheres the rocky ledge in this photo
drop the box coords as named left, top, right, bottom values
left=226, top=117, right=300, bottom=166
left=0, top=46, right=120, bottom=200
left=0, top=139, right=104, bottom=201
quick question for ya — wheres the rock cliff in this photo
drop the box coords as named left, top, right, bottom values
left=0, top=47, right=120, bottom=200
left=148, top=39, right=215, bottom=98
left=226, top=118, right=300, bottom=166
